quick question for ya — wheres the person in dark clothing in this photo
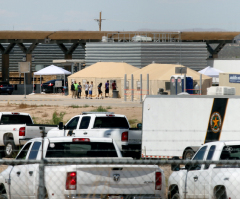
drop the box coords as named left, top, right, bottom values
left=105, top=80, right=109, bottom=97
left=77, top=82, right=82, bottom=99
left=71, top=82, right=75, bottom=98
left=112, top=80, right=116, bottom=90
left=97, top=83, right=103, bottom=99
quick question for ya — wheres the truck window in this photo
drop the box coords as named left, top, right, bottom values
left=16, top=142, right=32, bottom=160
left=193, top=146, right=207, bottom=161
left=220, top=145, right=240, bottom=160
left=188, top=146, right=207, bottom=171
left=206, top=145, right=216, bottom=160
left=204, top=145, right=216, bottom=169
left=79, top=116, right=91, bottom=129
left=46, top=142, right=118, bottom=158
left=93, top=117, right=129, bottom=128
left=0, top=115, right=33, bottom=125
left=65, top=117, right=79, bottom=129
left=28, top=142, right=41, bottom=160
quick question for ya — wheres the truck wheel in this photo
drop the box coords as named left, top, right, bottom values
left=8, top=92, right=12, bottom=95
left=171, top=193, right=180, bottom=199
left=183, top=149, right=195, bottom=160
left=215, top=186, right=227, bottom=199
left=4, top=141, right=16, bottom=158
left=0, top=194, right=8, bottom=199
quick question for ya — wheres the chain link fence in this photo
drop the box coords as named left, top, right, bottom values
left=0, top=158, right=238, bottom=199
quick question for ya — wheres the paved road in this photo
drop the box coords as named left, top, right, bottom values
left=0, top=94, right=142, bottom=108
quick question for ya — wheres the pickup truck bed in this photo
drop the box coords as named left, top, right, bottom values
left=0, top=137, right=165, bottom=199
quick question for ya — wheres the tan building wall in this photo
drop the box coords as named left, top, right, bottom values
left=219, top=73, right=240, bottom=95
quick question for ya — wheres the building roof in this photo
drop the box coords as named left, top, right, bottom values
left=68, top=62, right=139, bottom=78
left=0, top=31, right=239, bottom=41
left=130, top=63, right=211, bottom=81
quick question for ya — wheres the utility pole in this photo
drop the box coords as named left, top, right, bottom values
left=94, top=12, right=105, bottom=31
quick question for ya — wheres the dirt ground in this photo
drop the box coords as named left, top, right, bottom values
left=0, top=103, right=142, bottom=127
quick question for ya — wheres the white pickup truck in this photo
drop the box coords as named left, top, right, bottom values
left=168, top=141, right=240, bottom=199
left=47, top=112, right=142, bottom=158
left=0, top=112, right=57, bottom=157
left=0, top=136, right=165, bottom=199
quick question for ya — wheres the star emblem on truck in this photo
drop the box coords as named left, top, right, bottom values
left=210, top=112, right=222, bottom=133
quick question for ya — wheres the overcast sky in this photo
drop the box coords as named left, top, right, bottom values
left=1, top=0, right=240, bottom=32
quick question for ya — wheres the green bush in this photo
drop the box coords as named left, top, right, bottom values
left=69, top=104, right=80, bottom=108
left=51, top=111, right=66, bottom=125
left=91, top=106, right=108, bottom=112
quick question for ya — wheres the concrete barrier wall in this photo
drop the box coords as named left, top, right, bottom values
left=12, top=84, right=40, bottom=95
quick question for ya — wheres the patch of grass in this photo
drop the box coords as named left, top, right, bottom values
left=50, top=111, right=66, bottom=125
left=83, top=104, right=89, bottom=108
left=106, top=106, right=112, bottom=109
left=90, top=106, right=108, bottom=112
left=32, top=116, right=39, bottom=124
left=18, top=103, right=28, bottom=109
left=42, top=112, right=49, bottom=117
left=128, top=119, right=140, bottom=128
left=69, top=104, right=80, bottom=108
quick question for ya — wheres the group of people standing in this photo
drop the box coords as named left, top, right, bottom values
left=71, top=80, right=116, bottom=99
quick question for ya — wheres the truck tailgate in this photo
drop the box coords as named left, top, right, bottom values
left=76, top=165, right=160, bottom=195
left=25, top=125, right=57, bottom=138
left=128, top=129, right=142, bottom=145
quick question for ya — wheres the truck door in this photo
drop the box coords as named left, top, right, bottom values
left=186, top=145, right=207, bottom=198
left=65, top=116, right=80, bottom=136
left=193, top=145, right=216, bottom=198
left=10, top=142, right=32, bottom=199
left=27, top=141, right=41, bottom=197
left=76, top=116, right=93, bottom=136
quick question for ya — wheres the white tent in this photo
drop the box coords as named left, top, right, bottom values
left=198, top=66, right=223, bottom=77
left=33, top=65, right=71, bottom=93
left=198, top=66, right=223, bottom=84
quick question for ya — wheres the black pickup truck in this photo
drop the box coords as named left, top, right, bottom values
left=0, top=82, right=14, bottom=95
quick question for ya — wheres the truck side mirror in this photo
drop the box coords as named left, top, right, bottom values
left=171, top=156, right=180, bottom=171
left=137, top=123, right=142, bottom=130
left=59, top=122, right=64, bottom=130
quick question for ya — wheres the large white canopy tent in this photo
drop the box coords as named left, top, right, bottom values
left=198, top=66, right=223, bottom=84
left=33, top=65, right=71, bottom=93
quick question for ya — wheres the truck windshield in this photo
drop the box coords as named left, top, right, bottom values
left=46, top=142, right=118, bottom=158
left=93, top=117, right=129, bottom=128
left=0, top=115, right=33, bottom=125
left=220, top=145, right=240, bottom=160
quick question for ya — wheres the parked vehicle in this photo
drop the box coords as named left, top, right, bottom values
left=0, top=82, right=14, bottom=95
left=0, top=112, right=57, bottom=157
left=141, top=95, right=240, bottom=160
left=0, top=136, right=166, bottom=199
left=42, top=79, right=64, bottom=93
left=168, top=141, right=240, bottom=199
left=47, top=112, right=142, bottom=158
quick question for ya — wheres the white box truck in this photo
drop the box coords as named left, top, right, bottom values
left=141, top=95, right=240, bottom=159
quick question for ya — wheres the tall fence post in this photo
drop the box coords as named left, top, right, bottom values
left=147, top=74, right=149, bottom=95
left=184, top=74, right=186, bottom=93
left=200, top=74, right=202, bottom=95
left=131, top=74, right=134, bottom=101
left=140, top=74, right=142, bottom=102
left=38, top=127, right=46, bottom=199
left=124, top=74, right=127, bottom=101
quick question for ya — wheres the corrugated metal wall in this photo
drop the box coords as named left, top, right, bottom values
left=86, top=42, right=207, bottom=70
left=0, top=44, right=85, bottom=71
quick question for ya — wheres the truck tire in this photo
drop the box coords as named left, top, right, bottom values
left=215, top=186, right=227, bottom=199
left=183, top=149, right=195, bottom=160
left=4, top=141, right=16, bottom=158
left=171, top=193, right=180, bottom=199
